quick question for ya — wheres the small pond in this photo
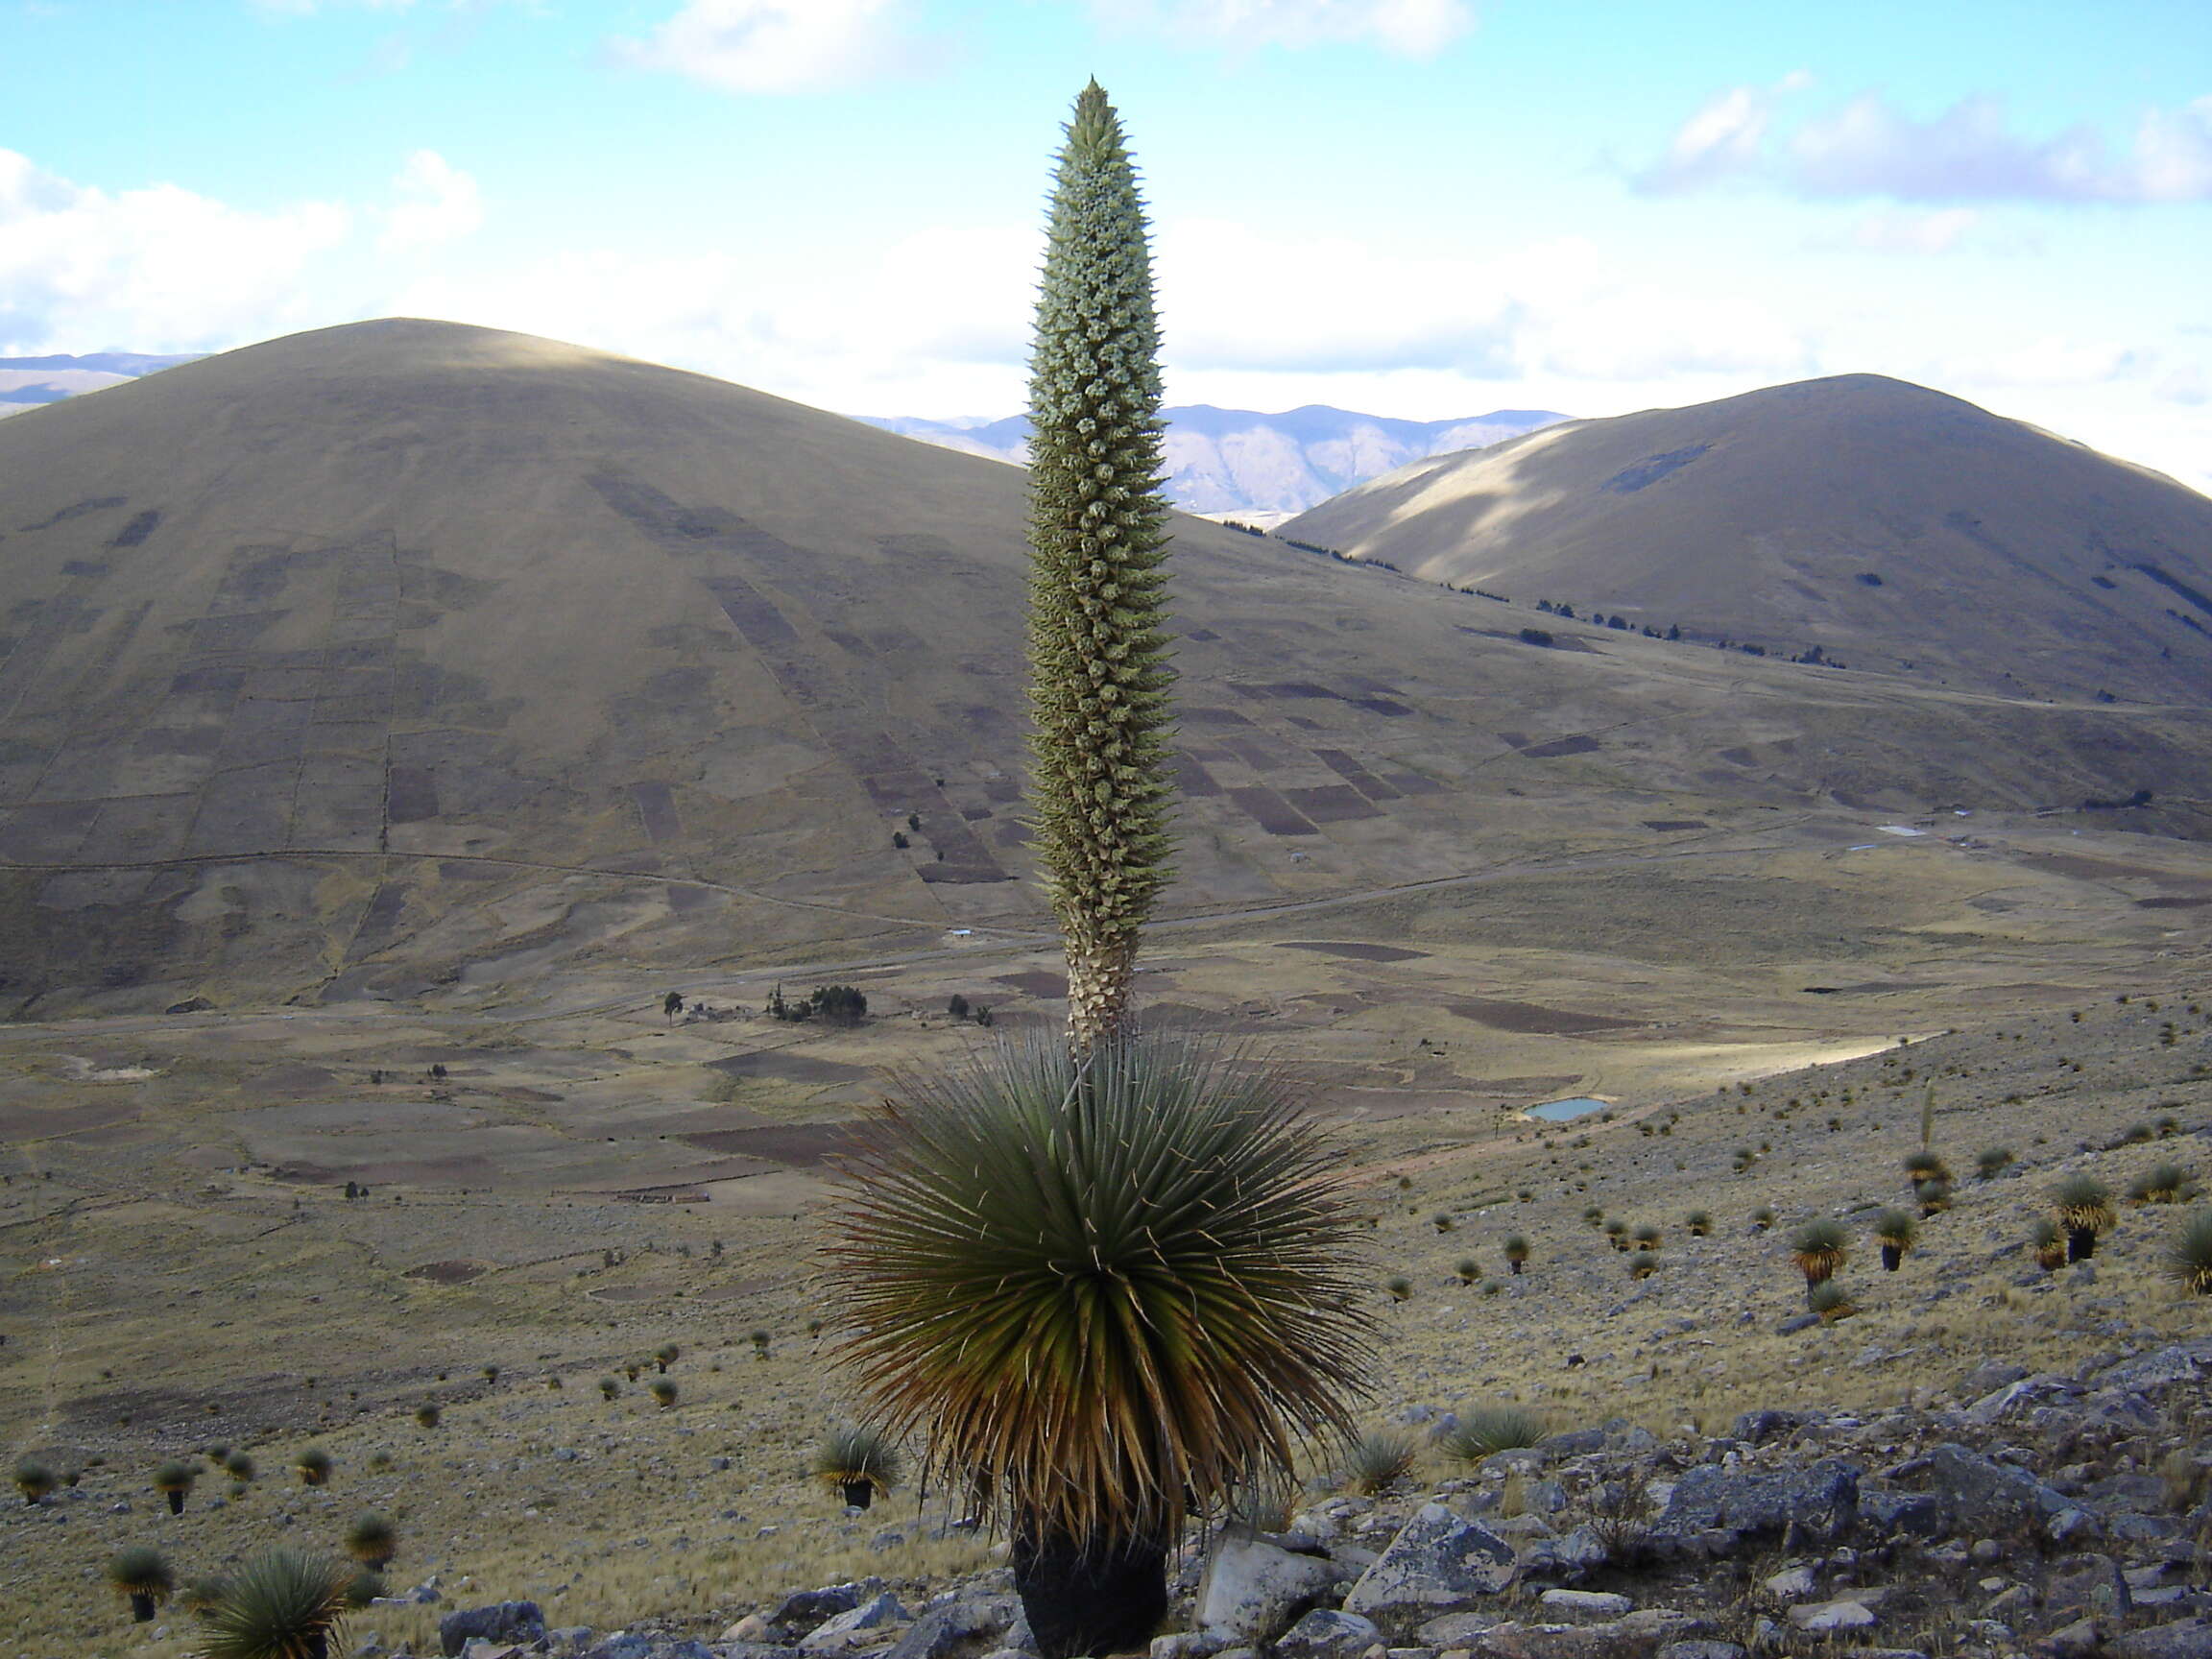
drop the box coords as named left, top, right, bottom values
left=1524, top=1096, right=1609, bottom=1123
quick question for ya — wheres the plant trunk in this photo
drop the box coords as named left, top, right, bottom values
left=842, top=1480, right=874, bottom=1510
left=1065, top=932, right=1138, bottom=1058
left=1880, top=1244, right=1902, bottom=1271
left=1509, top=1261, right=1523, bottom=1275
left=2068, top=1227, right=2096, bottom=1261
left=166, top=1489, right=184, bottom=1514
left=130, top=1592, right=156, bottom=1622
left=1011, top=1517, right=1168, bottom=1659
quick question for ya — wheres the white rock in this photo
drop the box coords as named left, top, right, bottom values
left=1764, top=1567, right=1818, bottom=1600
left=1540, top=1591, right=1634, bottom=1619
left=1789, top=1601, right=1877, bottom=1633
left=1199, top=1534, right=1337, bottom=1642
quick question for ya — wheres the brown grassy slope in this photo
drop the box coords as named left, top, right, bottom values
left=3, top=328, right=2210, bottom=1020
left=1281, top=373, right=2212, bottom=703
left=0, top=965, right=2204, bottom=1656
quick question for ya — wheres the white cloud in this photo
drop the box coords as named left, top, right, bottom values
left=0, top=150, right=349, bottom=354
left=1839, top=206, right=1982, bottom=254
left=611, top=0, right=916, bottom=93
left=1639, top=85, right=2212, bottom=204
left=1090, top=0, right=1475, bottom=58
left=379, top=150, right=482, bottom=253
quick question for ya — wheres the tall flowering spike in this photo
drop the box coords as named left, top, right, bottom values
left=1025, top=79, right=1177, bottom=1057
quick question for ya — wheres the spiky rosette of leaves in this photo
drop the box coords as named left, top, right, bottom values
left=2030, top=1217, right=2067, bottom=1271
left=821, top=1031, right=1370, bottom=1551
left=1790, top=1218, right=1850, bottom=1287
left=1342, top=1429, right=1417, bottom=1496
left=197, top=1549, right=350, bottom=1659
left=812, top=1425, right=905, bottom=1498
left=2167, top=1208, right=2212, bottom=1294
left=2053, top=1173, right=2115, bottom=1247
left=342, top=1512, right=397, bottom=1570
left=107, top=1545, right=174, bottom=1602
left=1808, top=1280, right=1858, bottom=1321
left=2130, top=1163, right=2192, bottom=1206
left=1872, top=1208, right=1917, bottom=1268
left=1023, top=80, right=1177, bottom=1055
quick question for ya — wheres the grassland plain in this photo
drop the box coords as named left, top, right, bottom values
left=1, top=819, right=2207, bottom=1653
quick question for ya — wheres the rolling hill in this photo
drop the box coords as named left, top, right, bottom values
left=2, top=323, right=2208, bottom=1015
left=864, top=402, right=1568, bottom=520
left=1280, top=373, right=2212, bottom=705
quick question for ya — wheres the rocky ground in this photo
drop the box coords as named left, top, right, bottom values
left=375, top=1333, right=2212, bottom=1659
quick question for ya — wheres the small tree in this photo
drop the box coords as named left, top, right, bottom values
left=661, top=991, right=684, bottom=1025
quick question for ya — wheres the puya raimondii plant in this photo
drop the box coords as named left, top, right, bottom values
left=824, top=82, right=1371, bottom=1659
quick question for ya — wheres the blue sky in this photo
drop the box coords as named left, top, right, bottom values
left=2, top=0, right=2207, bottom=490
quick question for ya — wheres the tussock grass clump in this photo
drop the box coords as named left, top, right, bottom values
left=1602, top=1218, right=1628, bottom=1251
left=224, top=1452, right=256, bottom=1483
left=649, top=1378, right=678, bottom=1408
left=2167, top=1208, right=2212, bottom=1295
left=1385, top=1275, right=1413, bottom=1302
left=597, top=1377, right=620, bottom=1401
left=1915, top=1177, right=1953, bottom=1216
left=196, top=1549, right=350, bottom=1659
left=1455, top=1257, right=1482, bottom=1284
left=1628, top=1251, right=1660, bottom=1281
left=414, top=1405, right=441, bottom=1430
left=1431, top=1212, right=1455, bottom=1233
left=1685, top=1210, right=1711, bottom=1238
left=2130, top=1163, right=2193, bottom=1206
left=1341, top=1428, right=1417, bottom=1496
left=1631, top=1223, right=1661, bottom=1250
left=344, top=1568, right=387, bottom=1609
left=294, top=1447, right=332, bottom=1487
left=1440, top=1405, right=1546, bottom=1463
left=812, top=1425, right=905, bottom=1508
left=1976, top=1146, right=2014, bottom=1180
left=107, top=1545, right=175, bottom=1622
left=14, top=1457, right=57, bottom=1504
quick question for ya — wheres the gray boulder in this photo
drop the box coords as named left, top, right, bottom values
left=441, top=1601, right=547, bottom=1657
left=1918, top=1445, right=2081, bottom=1536
left=882, top=1593, right=1022, bottom=1659
left=802, top=1593, right=910, bottom=1653
left=1197, top=1533, right=1336, bottom=1641
left=2110, top=1621, right=2212, bottom=1659
left=1649, top=1458, right=1859, bottom=1547
left=2045, top=1555, right=2133, bottom=1621
left=1274, top=1609, right=1382, bottom=1659
left=1342, top=1503, right=1517, bottom=1629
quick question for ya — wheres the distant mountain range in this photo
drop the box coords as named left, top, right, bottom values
left=861, top=404, right=1570, bottom=522
left=0, top=351, right=200, bottom=412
